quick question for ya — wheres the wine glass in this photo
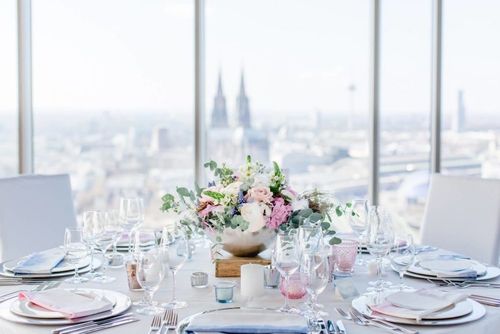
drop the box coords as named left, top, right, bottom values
left=298, top=225, right=323, bottom=256
left=390, top=234, right=415, bottom=290
left=135, top=248, right=165, bottom=315
left=64, top=228, right=89, bottom=284
left=273, top=232, right=300, bottom=313
left=132, top=229, right=158, bottom=307
left=93, top=211, right=123, bottom=283
left=300, top=252, right=330, bottom=331
left=119, top=197, right=144, bottom=257
left=348, top=199, right=369, bottom=265
left=366, top=206, right=394, bottom=292
left=162, top=229, right=188, bottom=309
left=106, top=210, right=125, bottom=268
left=82, top=210, right=101, bottom=279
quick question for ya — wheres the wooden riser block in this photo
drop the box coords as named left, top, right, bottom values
left=215, top=256, right=271, bottom=277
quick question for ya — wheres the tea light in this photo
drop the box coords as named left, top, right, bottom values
left=263, top=265, right=280, bottom=288
left=240, top=264, right=265, bottom=298
left=214, top=281, right=236, bottom=303
left=191, top=272, right=208, bottom=288
left=125, top=260, right=142, bottom=291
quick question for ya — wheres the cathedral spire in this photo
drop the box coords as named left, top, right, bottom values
left=211, top=70, right=228, bottom=128
left=236, top=70, right=251, bottom=128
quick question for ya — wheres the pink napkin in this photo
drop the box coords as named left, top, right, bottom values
left=19, top=289, right=113, bottom=319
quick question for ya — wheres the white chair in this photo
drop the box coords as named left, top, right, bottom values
left=0, top=174, right=77, bottom=261
left=420, top=173, right=500, bottom=265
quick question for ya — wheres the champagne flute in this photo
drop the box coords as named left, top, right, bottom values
left=390, top=234, right=415, bottom=290
left=366, top=206, right=394, bottom=292
left=119, top=197, right=144, bottom=257
left=93, top=211, right=122, bottom=283
left=348, top=199, right=369, bottom=265
left=64, top=228, right=89, bottom=284
left=273, top=232, right=300, bottom=313
left=162, top=229, right=188, bottom=309
left=135, top=248, right=165, bottom=315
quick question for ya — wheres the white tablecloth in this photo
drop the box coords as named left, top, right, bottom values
left=0, top=247, right=499, bottom=334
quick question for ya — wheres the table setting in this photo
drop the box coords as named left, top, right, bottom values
left=0, top=157, right=499, bottom=334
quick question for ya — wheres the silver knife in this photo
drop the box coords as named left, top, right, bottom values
left=336, top=320, right=346, bottom=334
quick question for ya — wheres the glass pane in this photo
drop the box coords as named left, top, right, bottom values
left=0, top=0, right=18, bottom=176
left=205, top=0, right=370, bottom=202
left=442, top=0, right=500, bottom=179
left=379, top=0, right=432, bottom=234
left=32, top=0, right=194, bottom=225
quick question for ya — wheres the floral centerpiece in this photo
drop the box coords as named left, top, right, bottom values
left=161, top=156, right=349, bottom=257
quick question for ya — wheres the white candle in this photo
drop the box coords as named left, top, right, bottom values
left=240, top=264, right=265, bottom=298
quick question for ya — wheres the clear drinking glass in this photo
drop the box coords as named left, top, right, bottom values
left=162, top=229, right=188, bottom=309
left=299, top=252, right=329, bottom=330
left=119, top=197, right=144, bottom=257
left=390, top=234, right=415, bottom=290
left=82, top=210, right=101, bottom=279
left=136, top=248, right=165, bottom=315
left=93, top=211, right=123, bottom=283
left=348, top=199, right=369, bottom=265
left=273, top=232, right=300, bottom=313
left=64, top=228, right=89, bottom=284
left=132, top=229, right=158, bottom=307
left=366, top=206, right=394, bottom=292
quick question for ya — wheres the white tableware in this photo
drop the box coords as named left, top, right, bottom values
left=3, top=255, right=91, bottom=274
left=409, top=259, right=487, bottom=277
left=0, top=288, right=130, bottom=325
left=10, top=289, right=117, bottom=319
left=352, top=295, right=485, bottom=326
left=0, top=258, right=101, bottom=279
left=404, top=266, right=500, bottom=282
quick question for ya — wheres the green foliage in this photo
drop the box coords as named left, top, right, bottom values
left=202, top=190, right=225, bottom=201
left=269, top=161, right=286, bottom=194
left=160, top=193, right=177, bottom=212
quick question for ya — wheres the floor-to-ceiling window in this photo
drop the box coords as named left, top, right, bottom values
left=441, top=0, right=500, bottom=179
left=0, top=0, right=18, bottom=176
left=379, top=0, right=432, bottom=232
left=32, top=0, right=195, bottom=225
left=205, top=0, right=371, bottom=202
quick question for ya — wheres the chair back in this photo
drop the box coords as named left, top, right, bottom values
left=0, top=174, right=77, bottom=261
left=420, top=174, right=500, bottom=265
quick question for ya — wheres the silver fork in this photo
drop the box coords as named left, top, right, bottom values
left=350, top=307, right=419, bottom=334
left=164, top=309, right=178, bottom=333
left=348, top=310, right=400, bottom=333
left=148, top=314, right=162, bottom=334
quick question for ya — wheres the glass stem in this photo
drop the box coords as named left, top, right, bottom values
left=144, top=288, right=153, bottom=307
left=399, top=271, right=404, bottom=290
left=89, top=247, right=94, bottom=272
left=74, top=264, right=80, bottom=279
left=377, top=256, right=383, bottom=287
left=101, top=250, right=107, bottom=276
left=284, top=276, right=290, bottom=309
left=171, top=270, right=177, bottom=302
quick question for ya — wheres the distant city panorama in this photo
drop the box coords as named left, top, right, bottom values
left=0, top=72, right=499, bottom=230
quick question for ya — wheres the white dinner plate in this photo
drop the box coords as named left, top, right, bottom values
left=404, top=266, right=500, bottom=282
left=10, top=289, right=117, bottom=319
left=2, top=256, right=91, bottom=274
left=0, top=258, right=101, bottom=279
left=373, top=291, right=472, bottom=320
left=0, top=288, right=130, bottom=325
left=352, top=295, right=486, bottom=326
left=408, top=259, right=487, bottom=278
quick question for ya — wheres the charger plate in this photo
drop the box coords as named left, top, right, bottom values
left=352, top=295, right=485, bottom=326
left=0, top=258, right=101, bottom=279
left=0, top=288, right=130, bottom=325
left=2, top=256, right=91, bottom=274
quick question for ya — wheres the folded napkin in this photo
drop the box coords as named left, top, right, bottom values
left=185, top=309, right=308, bottom=334
left=371, top=289, right=468, bottom=322
left=12, top=248, right=66, bottom=274
left=418, top=258, right=484, bottom=279
left=19, top=289, right=113, bottom=319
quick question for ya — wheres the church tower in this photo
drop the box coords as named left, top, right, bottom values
left=211, top=71, right=229, bottom=128
left=236, top=71, right=251, bottom=128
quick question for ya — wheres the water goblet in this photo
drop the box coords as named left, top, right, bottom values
left=162, top=228, right=189, bottom=309
left=93, top=211, right=122, bottom=283
left=82, top=210, right=101, bottom=279
left=390, top=234, right=415, bottom=290
left=119, top=197, right=144, bottom=257
left=348, top=199, right=369, bottom=265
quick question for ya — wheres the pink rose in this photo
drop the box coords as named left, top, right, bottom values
left=246, top=186, right=273, bottom=203
left=267, top=198, right=292, bottom=229
left=198, top=204, right=224, bottom=218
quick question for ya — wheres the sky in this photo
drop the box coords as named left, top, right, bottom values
left=1, top=0, right=500, bottom=119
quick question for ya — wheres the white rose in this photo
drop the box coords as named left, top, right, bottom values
left=292, top=199, right=308, bottom=211
left=223, top=181, right=242, bottom=197
left=240, top=202, right=266, bottom=232
left=252, top=174, right=270, bottom=187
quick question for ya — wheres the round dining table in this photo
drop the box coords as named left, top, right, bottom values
left=0, top=246, right=499, bottom=334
